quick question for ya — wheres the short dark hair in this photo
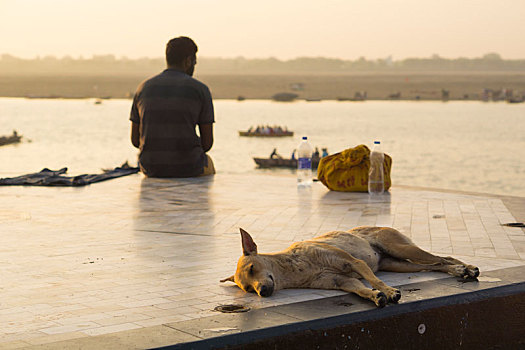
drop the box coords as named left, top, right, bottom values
left=166, top=36, right=198, bottom=66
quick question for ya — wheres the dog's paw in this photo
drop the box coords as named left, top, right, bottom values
left=372, top=291, right=387, bottom=308
left=386, top=288, right=401, bottom=303
left=460, top=265, right=480, bottom=282
left=451, top=265, right=469, bottom=278
left=466, top=265, right=480, bottom=278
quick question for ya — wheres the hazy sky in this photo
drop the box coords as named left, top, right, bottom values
left=1, top=0, right=524, bottom=60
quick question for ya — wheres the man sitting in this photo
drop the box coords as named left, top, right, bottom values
left=130, top=36, right=215, bottom=177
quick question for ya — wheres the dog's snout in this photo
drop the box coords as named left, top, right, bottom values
left=259, top=284, right=274, bottom=297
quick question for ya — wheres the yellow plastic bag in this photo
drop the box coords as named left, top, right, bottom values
left=317, top=144, right=392, bottom=192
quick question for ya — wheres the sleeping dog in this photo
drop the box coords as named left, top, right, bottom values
left=221, top=226, right=479, bottom=307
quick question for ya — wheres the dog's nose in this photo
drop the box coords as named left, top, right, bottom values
left=259, top=285, right=274, bottom=297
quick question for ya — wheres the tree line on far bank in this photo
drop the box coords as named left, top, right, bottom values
left=1, top=52, right=525, bottom=75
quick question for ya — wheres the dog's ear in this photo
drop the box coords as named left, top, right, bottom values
left=240, top=228, right=258, bottom=256
left=220, top=275, right=235, bottom=283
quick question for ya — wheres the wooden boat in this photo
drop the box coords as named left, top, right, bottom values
left=239, top=130, right=294, bottom=137
left=0, top=131, right=22, bottom=146
left=272, top=92, right=298, bottom=102
left=253, top=156, right=320, bottom=169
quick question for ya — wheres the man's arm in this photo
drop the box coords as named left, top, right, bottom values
left=199, top=123, right=213, bottom=152
left=131, top=121, right=140, bottom=148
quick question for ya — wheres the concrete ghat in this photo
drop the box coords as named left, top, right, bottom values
left=0, top=173, right=524, bottom=349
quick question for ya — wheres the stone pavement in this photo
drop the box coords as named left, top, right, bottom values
left=1, top=173, right=524, bottom=349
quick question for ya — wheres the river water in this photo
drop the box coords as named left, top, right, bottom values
left=1, top=98, right=524, bottom=197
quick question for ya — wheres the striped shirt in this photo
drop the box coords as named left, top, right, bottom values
left=130, top=69, right=214, bottom=177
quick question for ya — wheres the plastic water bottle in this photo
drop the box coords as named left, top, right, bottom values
left=368, top=141, right=385, bottom=194
left=297, top=136, right=313, bottom=187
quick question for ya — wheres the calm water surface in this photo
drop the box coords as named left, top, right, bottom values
left=1, top=98, right=524, bottom=197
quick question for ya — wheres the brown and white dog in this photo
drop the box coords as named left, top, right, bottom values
left=221, top=226, right=479, bottom=307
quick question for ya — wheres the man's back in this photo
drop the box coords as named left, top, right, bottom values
left=130, top=69, right=214, bottom=177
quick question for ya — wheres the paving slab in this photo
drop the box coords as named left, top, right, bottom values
left=1, top=173, right=524, bottom=349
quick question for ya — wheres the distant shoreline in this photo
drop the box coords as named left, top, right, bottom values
left=7, top=96, right=524, bottom=103
left=1, top=72, right=524, bottom=102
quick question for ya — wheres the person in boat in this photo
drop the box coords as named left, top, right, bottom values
left=130, top=36, right=215, bottom=177
left=313, top=147, right=320, bottom=159
left=321, top=148, right=328, bottom=157
left=270, top=148, right=283, bottom=159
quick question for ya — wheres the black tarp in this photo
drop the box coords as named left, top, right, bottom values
left=0, top=166, right=139, bottom=186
